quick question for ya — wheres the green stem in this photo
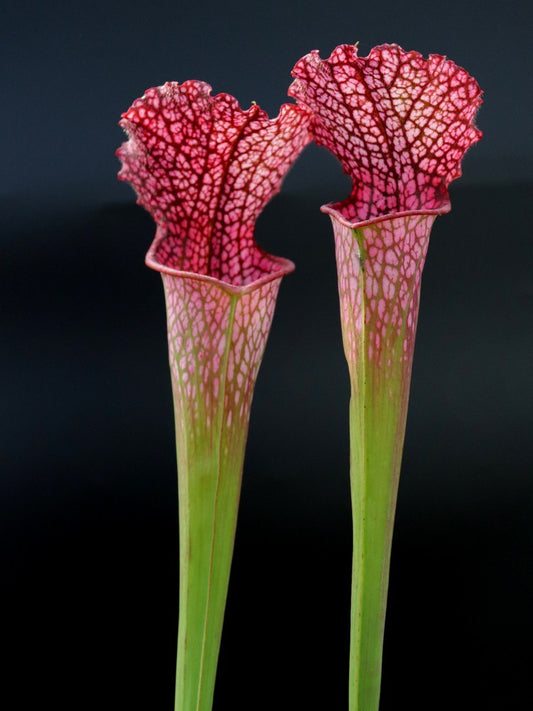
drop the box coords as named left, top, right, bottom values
left=173, top=431, right=246, bottom=711
left=330, top=216, right=433, bottom=711
left=173, top=296, right=243, bottom=711
left=348, top=374, right=405, bottom=710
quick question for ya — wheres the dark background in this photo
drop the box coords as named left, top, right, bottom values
left=2, top=1, right=532, bottom=709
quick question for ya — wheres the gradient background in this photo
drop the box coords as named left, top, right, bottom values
left=2, top=1, right=532, bottom=709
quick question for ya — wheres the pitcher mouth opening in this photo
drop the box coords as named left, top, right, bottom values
left=321, top=196, right=452, bottom=231
left=145, top=226, right=295, bottom=296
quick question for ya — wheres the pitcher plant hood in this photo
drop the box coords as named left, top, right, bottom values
left=117, top=80, right=313, bottom=291
left=289, top=43, right=482, bottom=225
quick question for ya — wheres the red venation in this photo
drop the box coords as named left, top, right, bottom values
left=289, top=44, right=483, bottom=223
left=118, top=81, right=312, bottom=286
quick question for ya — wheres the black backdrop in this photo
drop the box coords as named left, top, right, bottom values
left=2, top=1, right=532, bottom=709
